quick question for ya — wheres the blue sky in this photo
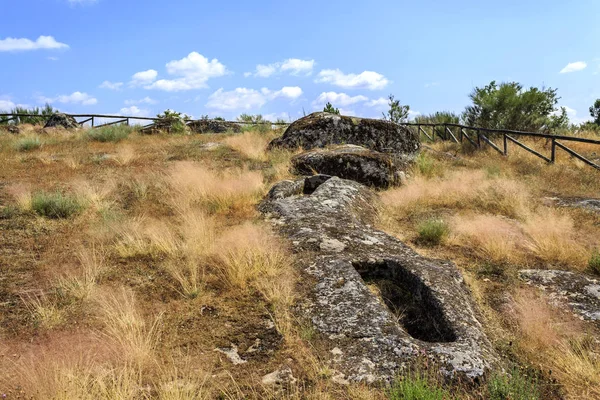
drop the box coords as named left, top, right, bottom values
left=1, top=0, right=599, bottom=123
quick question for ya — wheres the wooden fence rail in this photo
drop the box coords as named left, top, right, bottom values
left=409, top=123, right=600, bottom=171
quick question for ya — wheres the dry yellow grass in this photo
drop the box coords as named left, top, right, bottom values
left=57, top=247, right=108, bottom=301
left=21, top=292, right=65, bottom=330
left=94, top=288, right=162, bottom=367
left=223, top=130, right=271, bottom=161
left=169, top=161, right=265, bottom=215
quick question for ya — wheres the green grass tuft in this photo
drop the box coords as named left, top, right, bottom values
left=14, top=137, right=42, bottom=152
left=417, top=218, right=450, bottom=246
left=86, top=125, right=133, bottom=143
left=388, top=372, right=452, bottom=400
left=486, top=368, right=540, bottom=400
left=31, top=191, right=84, bottom=219
left=589, top=250, right=600, bottom=275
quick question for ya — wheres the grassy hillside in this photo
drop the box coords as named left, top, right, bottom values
left=0, top=125, right=598, bottom=399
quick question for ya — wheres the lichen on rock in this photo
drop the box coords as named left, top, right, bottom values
left=259, top=176, right=497, bottom=383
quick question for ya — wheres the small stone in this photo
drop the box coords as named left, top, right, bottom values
left=214, top=344, right=247, bottom=365
left=261, top=367, right=297, bottom=385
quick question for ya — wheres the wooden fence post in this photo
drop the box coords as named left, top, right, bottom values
left=551, top=138, right=556, bottom=163
left=503, top=134, right=508, bottom=155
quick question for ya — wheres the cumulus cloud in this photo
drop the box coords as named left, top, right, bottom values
left=316, top=69, right=389, bottom=90
left=365, top=97, right=388, bottom=108
left=0, top=36, right=69, bottom=52
left=206, top=86, right=303, bottom=111
left=130, top=69, right=158, bottom=87
left=312, top=92, right=368, bottom=107
left=39, top=92, right=97, bottom=106
left=560, top=61, right=587, bottom=73
left=120, top=106, right=150, bottom=117
left=139, top=52, right=228, bottom=91
left=246, top=58, right=315, bottom=78
left=124, top=97, right=157, bottom=105
left=99, top=81, right=124, bottom=91
left=0, top=99, right=16, bottom=110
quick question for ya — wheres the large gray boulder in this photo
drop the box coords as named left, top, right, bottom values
left=268, top=112, right=420, bottom=156
left=259, top=177, right=497, bottom=383
left=188, top=119, right=242, bottom=134
left=291, top=145, right=404, bottom=188
left=43, top=113, right=79, bottom=129
left=520, top=269, right=600, bottom=322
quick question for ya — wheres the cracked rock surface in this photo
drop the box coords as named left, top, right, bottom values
left=291, top=145, right=404, bottom=189
left=259, top=176, right=497, bottom=383
left=520, top=269, right=600, bottom=322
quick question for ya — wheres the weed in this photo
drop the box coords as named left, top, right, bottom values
left=31, top=191, right=83, bottom=218
left=486, top=368, right=540, bottom=400
left=589, top=250, right=600, bottom=275
left=21, top=292, right=65, bottom=330
left=388, top=372, right=452, bottom=400
left=417, top=218, right=449, bottom=245
left=14, top=137, right=42, bottom=152
left=86, top=125, right=132, bottom=143
left=415, top=153, right=441, bottom=178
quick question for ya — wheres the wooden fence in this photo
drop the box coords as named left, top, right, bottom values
left=2, top=112, right=599, bottom=170
left=404, top=123, right=600, bottom=171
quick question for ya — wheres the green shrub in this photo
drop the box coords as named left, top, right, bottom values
left=383, top=94, right=410, bottom=123
left=415, top=153, right=442, bottom=178
left=11, top=104, right=56, bottom=125
left=486, top=368, right=540, bottom=400
left=14, top=137, right=42, bottom=152
left=388, top=372, right=451, bottom=400
left=156, top=109, right=190, bottom=134
left=417, top=218, right=449, bottom=245
left=87, top=125, right=132, bottom=143
left=323, top=102, right=340, bottom=114
left=589, top=250, right=600, bottom=275
left=31, top=191, right=83, bottom=219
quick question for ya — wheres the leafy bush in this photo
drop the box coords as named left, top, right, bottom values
left=10, top=104, right=56, bottom=125
left=323, top=102, right=340, bottom=114
left=590, top=99, right=600, bottom=126
left=156, top=109, right=190, bottom=134
left=388, top=372, right=451, bottom=400
left=87, top=125, right=132, bottom=143
left=383, top=94, right=410, bottom=123
left=237, top=114, right=270, bottom=133
left=31, top=191, right=83, bottom=219
left=14, top=137, right=42, bottom=152
left=415, top=153, right=442, bottom=178
left=417, top=218, right=450, bottom=245
left=462, top=81, right=567, bottom=132
left=589, top=250, right=600, bottom=275
left=415, top=111, right=460, bottom=125
left=486, top=368, right=540, bottom=400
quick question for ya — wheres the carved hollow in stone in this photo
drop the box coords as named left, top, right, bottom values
left=259, top=177, right=497, bottom=383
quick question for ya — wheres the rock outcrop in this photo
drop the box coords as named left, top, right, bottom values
left=519, top=269, right=600, bottom=322
left=268, top=112, right=420, bottom=156
left=259, top=176, right=497, bottom=383
left=43, top=113, right=79, bottom=129
left=188, top=119, right=242, bottom=134
left=544, top=196, right=600, bottom=214
left=291, top=145, right=403, bottom=188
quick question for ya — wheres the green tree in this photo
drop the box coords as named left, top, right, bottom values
left=415, top=111, right=460, bottom=125
left=462, top=81, right=568, bottom=132
left=382, top=94, right=410, bottom=123
left=323, top=102, right=340, bottom=114
left=590, top=99, right=600, bottom=125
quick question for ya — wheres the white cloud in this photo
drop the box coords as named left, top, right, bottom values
left=124, top=97, right=157, bottom=105
left=312, top=92, right=368, bottom=107
left=0, top=35, right=69, bottom=52
left=316, top=69, right=389, bottom=90
left=246, top=58, right=315, bottom=78
left=130, top=69, right=158, bottom=87
left=424, top=82, right=440, bottom=88
left=408, top=110, right=421, bottom=117
left=263, top=112, right=291, bottom=122
left=40, top=92, right=97, bottom=106
left=99, top=81, right=124, bottom=91
left=281, top=58, right=315, bottom=75
left=206, top=86, right=303, bottom=111
left=365, top=97, right=388, bottom=108
left=120, top=106, right=150, bottom=117
left=560, top=61, right=587, bottom=73
left=68, top=0, right=98, bottom=4
left=47, top=56, right=59, bottom=61
left=0, top=99, right=16, bottom=110
left=143, top=52, right=228, bottom=91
